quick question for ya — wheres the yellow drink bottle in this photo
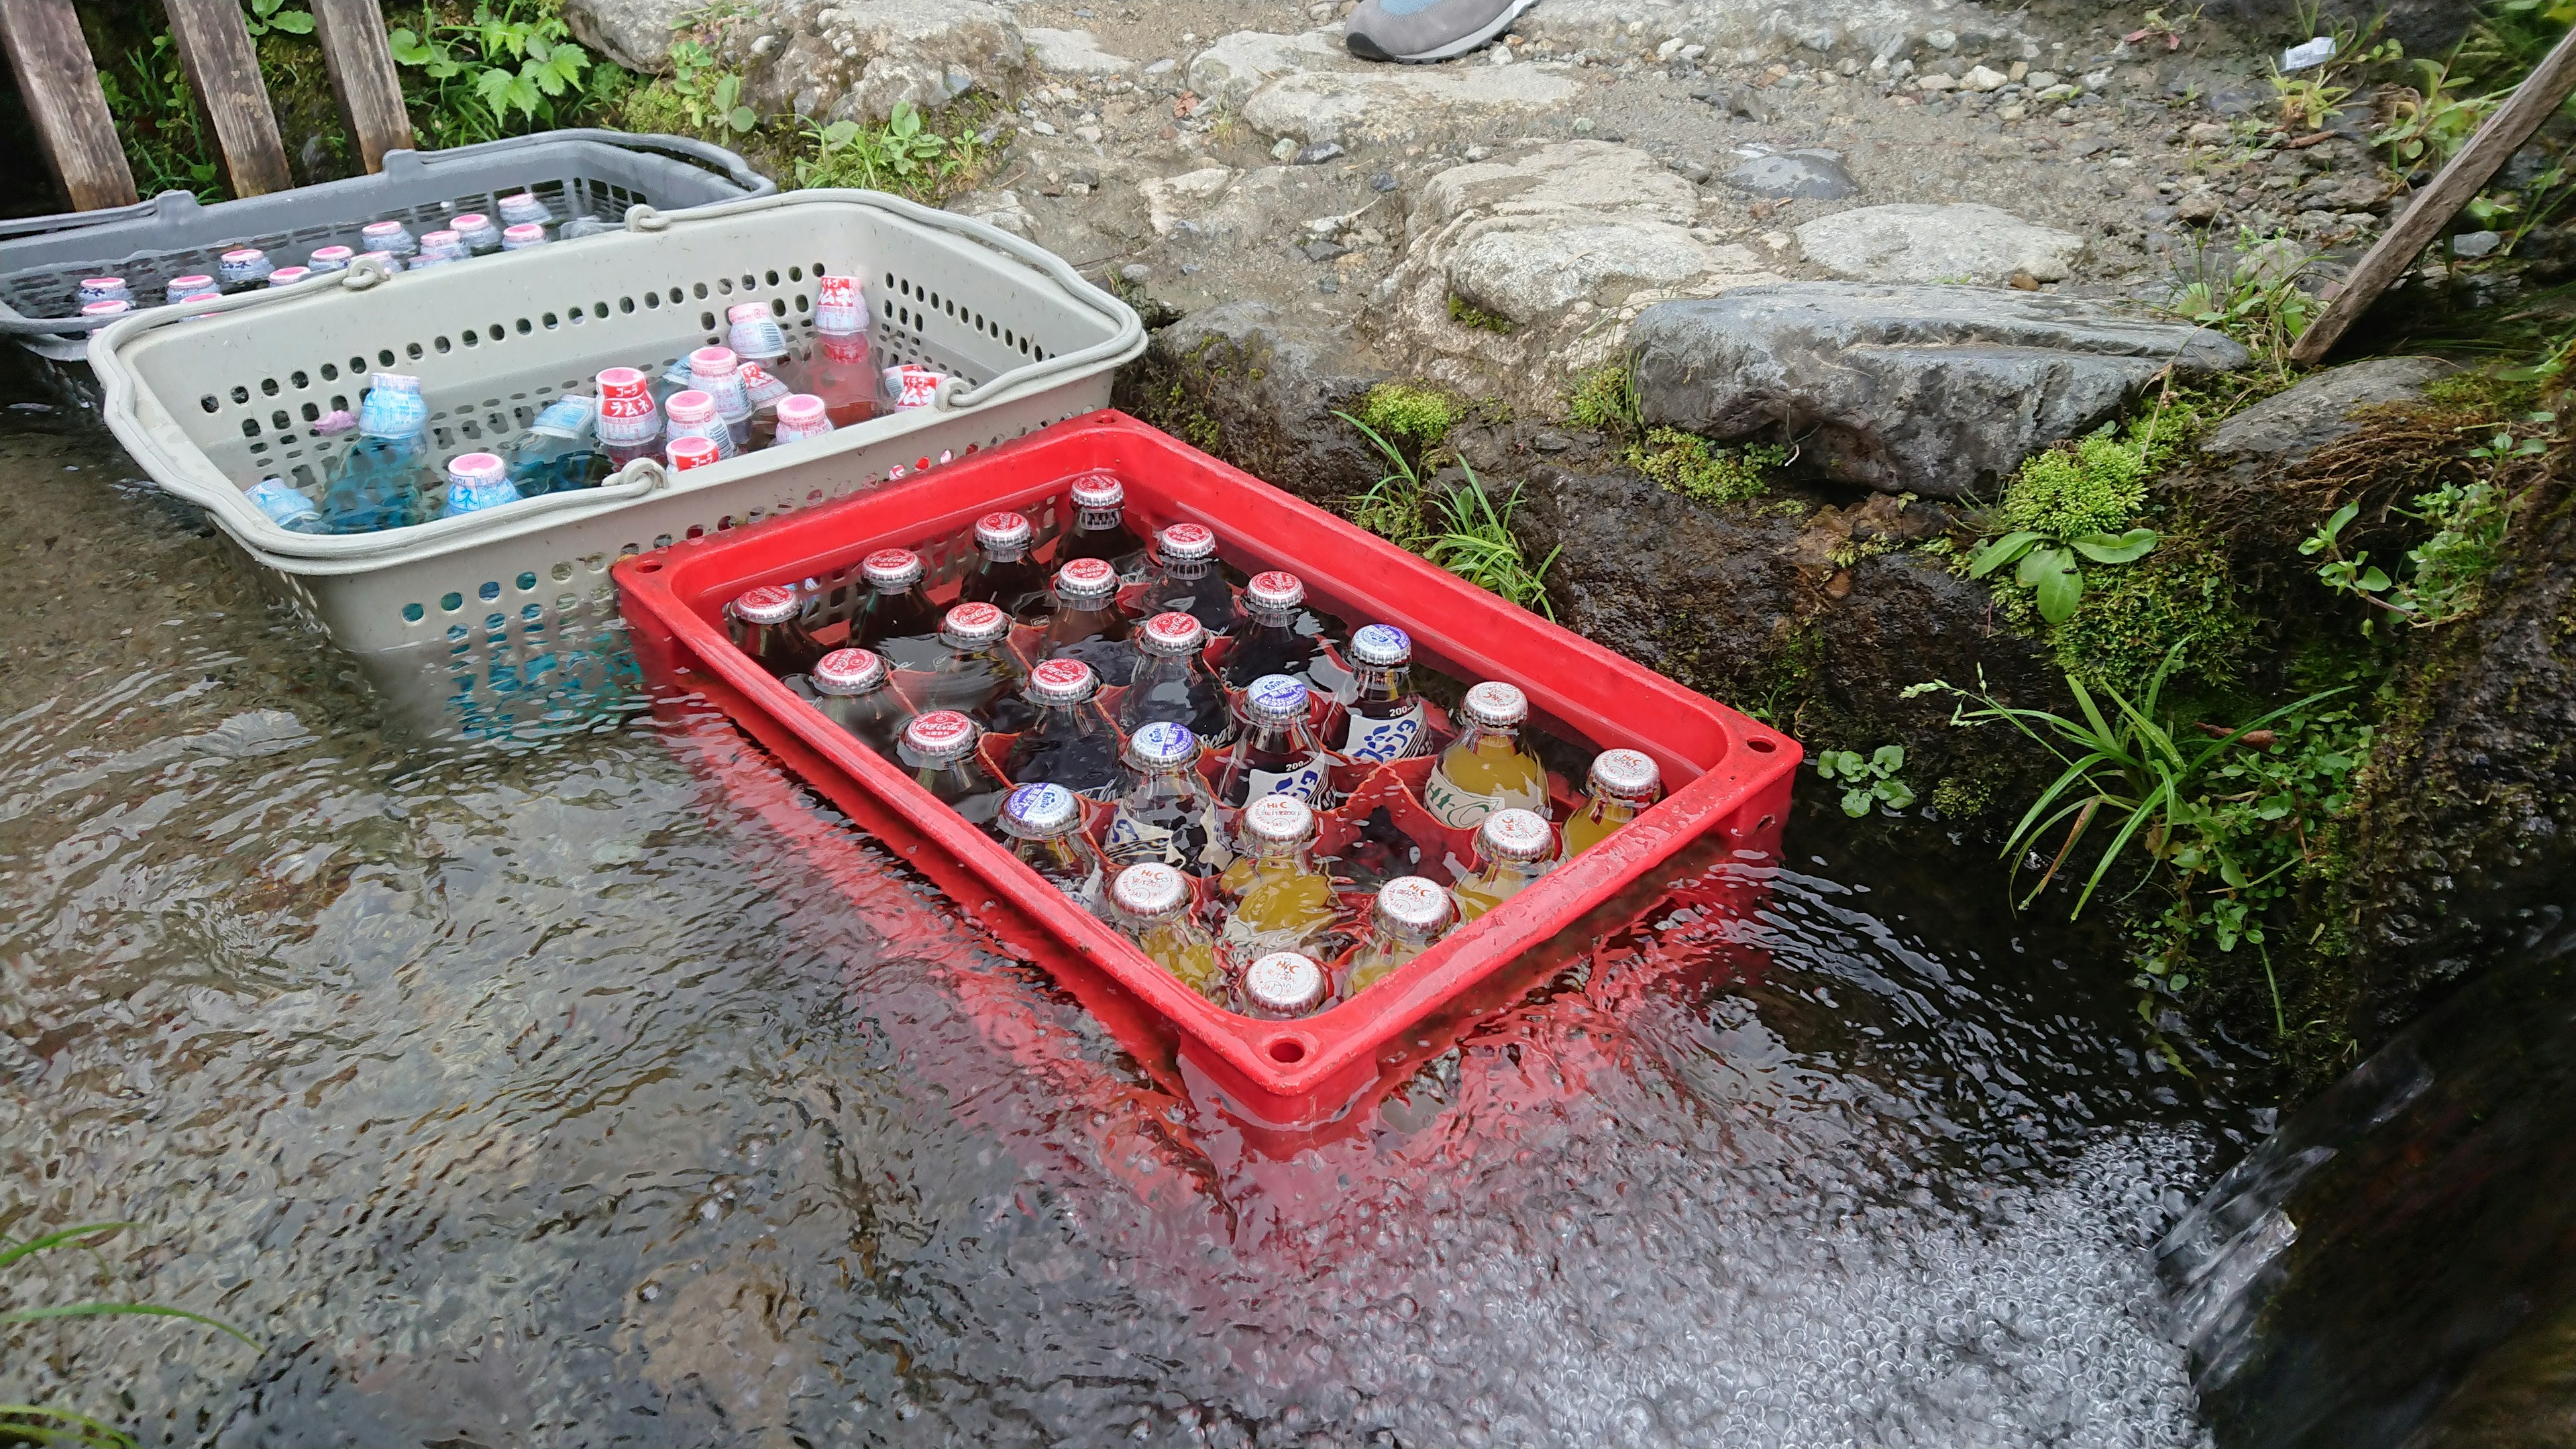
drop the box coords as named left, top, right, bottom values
left=1421, top=680, right=1550, bottom=830
left=1559, top=748, right=1664, bottom=860
left=1450, top=808, right=1556, bottom=922
left=1342, top=875, right=1457, bottom=996
left=1217, top=794, right=1344, bottom=963
left=1108, top=861, right=1226, bottom=1004
left=1242, top=950, right=1329, bottom=1019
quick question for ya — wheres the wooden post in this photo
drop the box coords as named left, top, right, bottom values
left=310, top=0, right=411, bottom=173
left=0, top=0, right=140, bottom=210
left=160, top=0, right=292, bottom=197
left=2291, top=24, right=2576, bottom=367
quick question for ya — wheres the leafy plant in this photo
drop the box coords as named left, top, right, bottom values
left=664, top=37, right=758, bottom=136
left=3, top=1222, right=260, bottom=1448
left=2302, top=472, right=2526, bottom=628
left=1424, top=464, right=1560, bottom=620
left=1969, top=425, right=2161, bottom=625
left=2270, top=70, right=2351, bottom=131
left=2165, top=229, right=2318, bottom=374
left=390, top=1, right=597, bottom=144
left=1627, top=428, right=1790, bottom=506
left=792, top=104, right=989, bottom=202
left=99, top=39, right=221, bottom=201
left=241, top=0, right=315, bottom=39
left=1565, top=361, right=1645, bottom=440
left=1814, top=745, right=1915, bottom=816
left=2372, top=60, right=2503, bottom=171
left=1447, top=294, right=1515, bottom=334
left=1339, top=411, right=1432, bottom=549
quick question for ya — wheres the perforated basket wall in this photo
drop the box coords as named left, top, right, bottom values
left=88, top=191, right=1142, bottom=740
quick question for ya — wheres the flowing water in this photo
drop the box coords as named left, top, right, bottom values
left=0, top=399, right=2262, bottom=1447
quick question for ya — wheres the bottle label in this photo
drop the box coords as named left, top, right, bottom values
left=530, top=396, right=595, bottom=438
left=1421, top=761, right=1550, bottom=830
left=245, top=477, right=318, bottom=527
left=357, top=383, right=429, bottom=439
left=1340, top=701, right=1426, bottom=763
left=445, top=472, right=522, bottom=515
left=1104, top=804, right=1231, bottom=871
left=1245, top=755, right=1329, bottom=804
left=738, top=362, right=791, bottom=409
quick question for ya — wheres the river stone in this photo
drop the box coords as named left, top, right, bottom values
left=740, top=0, right=1023, bottom=122
left=1023, top=27, right=1138, bottom=76
left=1721, top=151, right=1860, bottom=200
left=1187, top=29, right=1350, bottom=107
left=1384, top=142, right=1777, bottom=415
left=561, top=0, right=698, bottom=71
left=2204, top=357, right=2455, bottom=467
left=1241, top=63, right=1582, bottom=146
left=1629, top=282, right=2249, bottom=498
left=1796, top=203, right=2086, bottom=284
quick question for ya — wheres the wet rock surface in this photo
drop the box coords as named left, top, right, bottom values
left=1627, top=282, right=2248, bottom=497
left=1796, top=202, right=2087, bottom=284
left=1721, top=150, right=1860, bottom=200
left=2203, top=356, right=2459, bottom=468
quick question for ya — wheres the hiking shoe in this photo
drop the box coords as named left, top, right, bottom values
left=1345, top=0, right=1540, bottom=62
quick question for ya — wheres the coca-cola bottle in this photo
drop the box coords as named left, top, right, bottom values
left=896, top=710, right=1007, bottom=828
left=851, top=547, right=943, bottom=670
left=1003, top=658, right=1124, bottom=799
left=1054, top=470, right=1149, bottom=576
left=1116, top=611, right=1233, bottom=747
left=922, top=602, right=1034, bottom=731
left=1137, top=523, right=1233, bottom=637
left=1223, top=570, right=1326, bottom=690
left=956, top=511, right=1050, bottom=620
left=729, top=584, right=828, bottom=679
left=1037, top=557, right=1132, bottom=677
left=810, top=647, right=907, bottom=758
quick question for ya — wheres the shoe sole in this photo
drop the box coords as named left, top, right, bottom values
left=1350, top=0, right=1544, bottom=63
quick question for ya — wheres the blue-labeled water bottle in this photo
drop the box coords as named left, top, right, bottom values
left=501, top=394, right=607, bottom=496
left=245, top=476, right=326, bottom=533
left=319, top=372, right=435, bottom=535
left=441, top=451, right=523, bottom=517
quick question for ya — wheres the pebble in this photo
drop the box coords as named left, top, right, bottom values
left=1031, top=121, right=1059, bottom=136
left=2174, top=191, right=2224, bottom=224
left=1120, top=263, right=1151, bottom=282
left=1370, top=171, right=1399, bottom=192
left=1295, top=142, right=1347, bottom=165
left=1143, top=58, right=1175, bottom=75
left=1273, top=137, right=1299, bottom=161
left=2453, top=230, right=2502, bottom=258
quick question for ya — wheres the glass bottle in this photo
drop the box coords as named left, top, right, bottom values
left=1450, top=808, right=1556, bottom=923
left=1241, top=950, right=1329, bottom=1020
left=497, top=191, right=553, bottom=231
left=412, top=229, right=468, bottom=268
left=782, top=274, right=876, bottom=427
left=164, top=274, right=215, bottom=304
left=1212, top=674, right=1332, bottom=808
left=441, top=450, right=522, bottom=517
left=500, top=223, right=548, bottom=252
left=1038, top=556, right=1132, bottom=677
left=725, top=303, right=794, bottom=448
left=1002, top=659, right=1124, bottom=800
left=998, top=782, right=1108, bottom=913
left=1336, top=623, right=1431, bottom=763
left=500, top=394, right=608, bottom=496
left=851, top=547, right=943, bottom=671
left=687, top=345, right=755, bottom=452
left=1116, top=611, right=1234, bottom=747
left=729, top=584, right=828, bottom=680
left=666, top=435, right=720, bottom=473
left=922, top=602, right=1034, bottom=731
left=1343, top=876, right=1457, bottom=996
left=896, top=709, right=1006, bottom=829
left=1104, top=721, right=1228, bottom=877
left=810, top=647, right=908, bottom=759
left=319, top=372, right=434, bottom=534
left=1054, top=470, right=1148, bottom=576
left=1421, top=680, right=1550, bottom=830
left=594, top=366, right=663, bottom=472
left=1137, top=522, right=1233, bottom=637
left=1560, top=749, right=1664, bottom=861
left=1216, top=794, right=1342, bottom=967
left=1223, top=570, right=1326, bottom=691
left=1107, top=861, right=1226, bottom=1004
left=957, top=511, right=1051, bottom=620
left=307, top=246, right=354, bottom=274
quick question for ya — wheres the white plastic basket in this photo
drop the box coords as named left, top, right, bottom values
left=87, top=189, right=1143, bottom=739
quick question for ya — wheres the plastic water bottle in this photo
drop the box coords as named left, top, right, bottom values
left=450, top=213, right=502, bottom=255
left=500, top=223, right=548, bottom=252
left=217, top=248, right=273, bottom=292
left=76, top=277, right=130, bottom=307
left=360, top=221, right=418, bottom=258
left=725, top=304, right=794, bottom=445
left=502, top=394, right=606, bottom=495
left=164, top=274, right=214, bottom=303
left=881, top=364, right=946, bottom=411
left=245, top=476, right=325, bottom=533
left=663, top=389, right=735, bottom=460
left=594, top=366, right=661, bottom=469
left=441, top=451, right=523, bottom=517
left=771, top=393, right=833, bottom=447
left=319, top=373, right=433, bottom=533
left=307, top=245, right=354, bottom=274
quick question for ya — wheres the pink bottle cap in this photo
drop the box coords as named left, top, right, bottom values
left=664, top=389, right=717, bottom=425
left=80, top=300, right=131, bottom=316
left=774, top=393, right=830, bottom=435
left=667, top=435, right=721, bottom=471
left=420, top=229, right=462, bottom=250
left=309, top=245, right=354, bottom=266
left=166, top=274, right=214, bottom=292
left=451, top=213, right=490, bottom=229
left=501, top=223, right=547, bottom=248
left=221, top=248, right=264, bottom=264
left=266, top=266, right=312, bottom=287
left=446, top=451, right=506, bottom=485
left=688, top=345, right=740, bottom=376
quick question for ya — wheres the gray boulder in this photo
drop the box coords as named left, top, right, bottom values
left=561, top=0, right=698, bottom=70
left=2204, top=357, right=2455, bottom=468
left=1630, top=282, right=2249, bottom=498
left=1721, top=151, right=1858, bottom=201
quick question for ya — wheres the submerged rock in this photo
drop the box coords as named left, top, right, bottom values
left=1796, top=202, right=2087, bottom=284
left=2204, top=356, right=2457, bottom=468
left=1628, top=282, right=2248, bottom=498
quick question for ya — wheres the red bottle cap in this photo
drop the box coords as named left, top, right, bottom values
left=813, top=648, right=888, bottom=696
left=1069, top=470, right=1124, bottom=509
left=731, top=584, right=801, bottom=625
left=941, top=601, right=1011, bottom=648
left=1157, top=521, right=1218, bottom=562
left=902, top=709, right=979, bottom=763
left=1055, top=556, right=1119, bottom=602
left=861, top=547, right=922, bottom=590
left=1138, top=611, right=1208, bottom=657
left=1245, top=571, right=1305, bottom=610
left=974, top=511, right=1033, bottom=551
left=1026, top=657, right=1099, bottom=705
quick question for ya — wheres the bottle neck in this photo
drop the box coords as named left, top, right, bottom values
left=1248, top=841, right=1318, bottom=875
left=1351, top=663, right=1412, bottom=704
left=1474, top=858, right=1547, bottom=888
left=1585, top=794, right=1643, bottom=827
left=981, top=544, right=1030, bottom=566
left=1075, top=505, right=1123, bottom=531
left=1018, top=835, right=1091, bottom=872
left=1242, top=716, right=1315, bottom=754
left=1455, top=720, right=1525, bottom=755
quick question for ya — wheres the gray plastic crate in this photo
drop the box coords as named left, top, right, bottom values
left=3, top=129, right=773, bottom=374
left=89, top=189, right=1144, bottom=743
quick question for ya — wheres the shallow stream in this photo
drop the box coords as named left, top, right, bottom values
left=0, top=402, right=2263, bottom=1447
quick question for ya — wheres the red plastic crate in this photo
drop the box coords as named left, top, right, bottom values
left=616, top=411, right=1801, bottom=1128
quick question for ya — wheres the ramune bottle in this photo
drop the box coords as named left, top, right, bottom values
left=896, top=710, right=1006, bottom=828
left=922, top=602, right=1033, bottom=731
left=216, top=248, right=273, bottom=292
left=1216, top=794, right=1342, bottom=967
left=1054, top=471, right=1148, bottom=576
left=852, top=548, right=943, bottom=670
left=1002, top=658, right=1124, bottom=800
left=1212, top=674, right=1331, bottom=808
left=500, top=223, right=547, bottom=252
left=1560, top=749, right=1662, bottom=861
left=450, top=213, right=502, bottom=255
left=1241, top=950, right=1329, bottom=1020
left=1137, top=522, right=1233, bottom=637
left=729, top=584, right=828, bottom=679
left=497, top=191, right=553, bottom=232
left=1450, top=808, right=1555, bottom=922
left=1336, top=624, right=1430, bottom=763
left=786, top=274, right=875, bottom=426
left=1224, top=571, right=1326, bottom=691
left=307, top=246, right=354, bottom=274
left=1421, top=680, right=1550, bottom=830
left=1108, top=862, right=1226, bottom=1003
left=318, top=372, right=433, bottom=534
left=1117, top=611, right=1233, bottom=746
left=725, top=303, right=795, bottom=447
left=811, top=647, right=908, bottom=759
left=594, top=366, right=662, bottom=470
left=245, top=476, right=325, bottom=533
left=1038, top=556, right=1132, bottom=676
left=957, top=511, right=1050, bottom=620
left=359, top=221, right=417, bottom=259
left=1344, top=876, right=1456, bottom=995
left=663, top=388, right=734, bottom=461
left=998, top=782, right=1108, bottom=912
left=75, top=277, right=130, bottom=307
left=1104, top=721, right=1227, bottom=877
left=500, top=394, right=607, bottom=496
left=441, top=451, right=522, bottom=517
left=772, top=394, right=833, bottom=447
left=687, top=345, right=754, bottom=451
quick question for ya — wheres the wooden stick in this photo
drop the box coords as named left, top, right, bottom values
left=160, top=0, right=292, bottom=197
left=2291, top=23, right=2576, bottom=367
left=311, top=0, right=412, bottom=174
left=0, top=0, right=140, bottom=210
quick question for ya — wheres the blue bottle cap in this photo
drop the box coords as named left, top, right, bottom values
left=1350, top=624, right=1411, bottom=667
left=1126, top=720, right=1199, bottom=768
left=1244, top=674, right=1309, bottom=723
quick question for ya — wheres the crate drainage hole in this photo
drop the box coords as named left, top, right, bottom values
left=1747, top=737, right=1778, bottom=753
left=1267, top=1037, right=1307, bottom=1065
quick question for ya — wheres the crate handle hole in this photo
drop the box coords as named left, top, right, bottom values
left=1746, top=736, right=1777, bottom=753
left=636, top=559, right=664, bottom=574
left=1266, top=1036, right=1307, bottom=1065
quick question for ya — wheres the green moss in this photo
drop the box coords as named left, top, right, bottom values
left=1448, top=294, right=1515, bottom=333
left=1565, top=362, right=1642, bottom=438
left=2045, top=530, right=2254, bottom=694
left=1928, top=775, right=1994, bottom=818
left=1356, top=383, right=1464, bottom=450
left=1627, top=428, right=1788, bottom=507
left=2000, top=427, right=2151, bottom=539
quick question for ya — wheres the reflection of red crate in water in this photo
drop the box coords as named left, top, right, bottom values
left=617, top=411, right=1801, bottom=1130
